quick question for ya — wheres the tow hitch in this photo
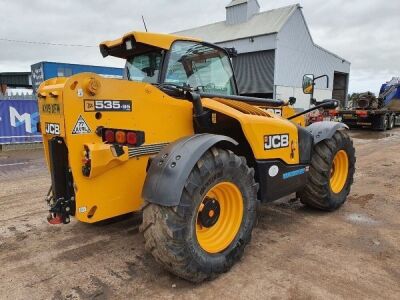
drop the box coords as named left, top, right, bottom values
left=46, top=186, right=75, bottom=224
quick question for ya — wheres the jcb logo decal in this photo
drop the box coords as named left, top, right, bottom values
left=45, top=123, right=60, bottom=135
left=264, top=134, right=289, bottom=150
left=84, top=100, right=95, bottom=112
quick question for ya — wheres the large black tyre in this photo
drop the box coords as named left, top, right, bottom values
left=387, top=114, right=395, bottom=130
left=299, top=130, right=355, bottom=211
left=140, top=147, right=258, bottom=282
left=373, top=114, right=388, bottom=131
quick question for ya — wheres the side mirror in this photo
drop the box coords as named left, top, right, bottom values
left=302, top=74, right=314, bottom=94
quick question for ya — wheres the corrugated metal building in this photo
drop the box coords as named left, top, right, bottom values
left=175, top=0, right=350, bottom=109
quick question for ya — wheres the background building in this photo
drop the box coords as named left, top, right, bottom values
left=31, top=61, right=123, bottom=92
left=0, top=72, right=33, bottom=99
left=0, top=63, right=123, bottom=145
left=175, top=0, right=350, bottom=109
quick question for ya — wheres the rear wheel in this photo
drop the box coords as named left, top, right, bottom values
left=388, top=114, right=395, bottom=130
left=299, top=130, right=355, bottom=211
left=141, top=148, right=258, bottom=282
left=373, top=114, right=388, bottom=131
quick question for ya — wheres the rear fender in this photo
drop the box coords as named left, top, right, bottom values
left=306, top=121, right=348, bottom=144
left=142, top=134, right=237, bottom=206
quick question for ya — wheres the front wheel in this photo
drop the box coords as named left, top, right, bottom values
left=141, top=148, right=258, bottom=282
left=299, top=130, right=356, bottom=211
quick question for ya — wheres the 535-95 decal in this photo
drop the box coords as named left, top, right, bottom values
left=84, top=100, right=132, bottom=112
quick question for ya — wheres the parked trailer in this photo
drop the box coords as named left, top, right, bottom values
left=338, top=109, right=400, bottom=130
left=338, top=78, right=400, bottom=130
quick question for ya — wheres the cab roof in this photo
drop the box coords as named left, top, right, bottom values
left=99, top=31, right=201, bottom=58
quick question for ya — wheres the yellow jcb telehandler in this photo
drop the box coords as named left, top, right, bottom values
left=38, top=31, right=355, bottom=282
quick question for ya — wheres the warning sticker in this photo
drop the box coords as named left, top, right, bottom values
left=72, top=115, right=91, bottom=134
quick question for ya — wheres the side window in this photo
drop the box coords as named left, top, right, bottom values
left=126, top=52, right=162, bottom=83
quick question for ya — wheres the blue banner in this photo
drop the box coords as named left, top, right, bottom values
left=0, top=100, right=42, bottom=144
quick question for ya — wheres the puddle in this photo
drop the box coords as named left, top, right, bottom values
left=345, top=213, right=379, bottom=226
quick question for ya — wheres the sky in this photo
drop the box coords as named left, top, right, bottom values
left=0, top=0, right=399, bottom=94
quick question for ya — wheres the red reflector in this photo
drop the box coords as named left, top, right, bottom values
left=105, top=129, right=115, bottom=143
left=126, top=132, right=137, bottom=145
left=115, top=130, right=126, bottom=144
left=356, top=110, right=368, bottom=116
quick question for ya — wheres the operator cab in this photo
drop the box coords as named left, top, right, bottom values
left=100, top=32, right=238, bottom=95
left=125, top=41, right=237, bottom=95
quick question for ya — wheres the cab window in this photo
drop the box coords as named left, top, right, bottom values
left=164, top=41, right=235, bottom=95
left=126, top=51, right=162, bottom=83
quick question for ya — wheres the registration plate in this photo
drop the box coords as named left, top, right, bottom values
left=343, top=114, right=355, bottom=118
left=42, top=103, right=61, bottom=114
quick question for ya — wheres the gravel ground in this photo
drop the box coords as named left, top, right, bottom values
left=0, top=128, right=399, bottom=300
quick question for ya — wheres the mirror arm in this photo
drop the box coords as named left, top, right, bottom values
left=313, top=74, right=329, bottom=88
left=288, top=100, right=338, bottom=120
left=307, top=74, right=329, bottom=105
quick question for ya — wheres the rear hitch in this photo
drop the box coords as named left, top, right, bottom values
left=46, top=187, right=75, bottom=224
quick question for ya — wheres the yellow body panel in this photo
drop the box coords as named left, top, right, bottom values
left=258, top=105, right=305, bottom=127
left=39, top=73, right=194, bottom=223
left=281, top=106, right=306, bottom=127
left=100, top=31, right=201, bottom=51
left=38, top=73, right=302, bottom=223
left=203, top=99, right=300, bottom=164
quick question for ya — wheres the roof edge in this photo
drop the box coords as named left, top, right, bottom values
left=274, top=3, right=300, bottom=32
left=226, top=0, right=248, bottom=8
left=294, top=8, right=350, bottom=63
left=314, top=44, right=350, bottom=64
left=173, top=4, right=300, bottom=37
left=215, top=31, right=278, bottom=44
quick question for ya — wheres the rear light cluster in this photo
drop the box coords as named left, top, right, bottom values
left=102, top=128, right=145, bottom=146
left=356, top=110, right=368, bottom=117
left=328, top=110, right=338, bottom=117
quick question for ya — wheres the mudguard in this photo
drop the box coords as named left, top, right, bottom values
left=142, top=134, right=238, bottom=206
left=306, top=121, right=348, bottom=144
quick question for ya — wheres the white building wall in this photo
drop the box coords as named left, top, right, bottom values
left=274, top=8, right=350, bottom=109
left=215, top=34, right=277, bottom=54
left=226, top=0, right=260, bottom=25
left=226, top=4, right=248, bottom=25
left=246, top=0, right=260, bottom=20
left=275, top=86, right=332, bottom=110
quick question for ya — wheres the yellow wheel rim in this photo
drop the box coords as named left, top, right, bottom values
left=196, top=181, right=244, bottom=254
left=330, top=150, right=349, bottom=194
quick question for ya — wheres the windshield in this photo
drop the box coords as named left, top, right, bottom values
left=164, top=41, right=235, bottom=95
left=126, top=51, right=162, bottom=83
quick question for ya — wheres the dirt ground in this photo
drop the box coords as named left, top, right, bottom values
left=0, top=128, right=399, bottom=300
